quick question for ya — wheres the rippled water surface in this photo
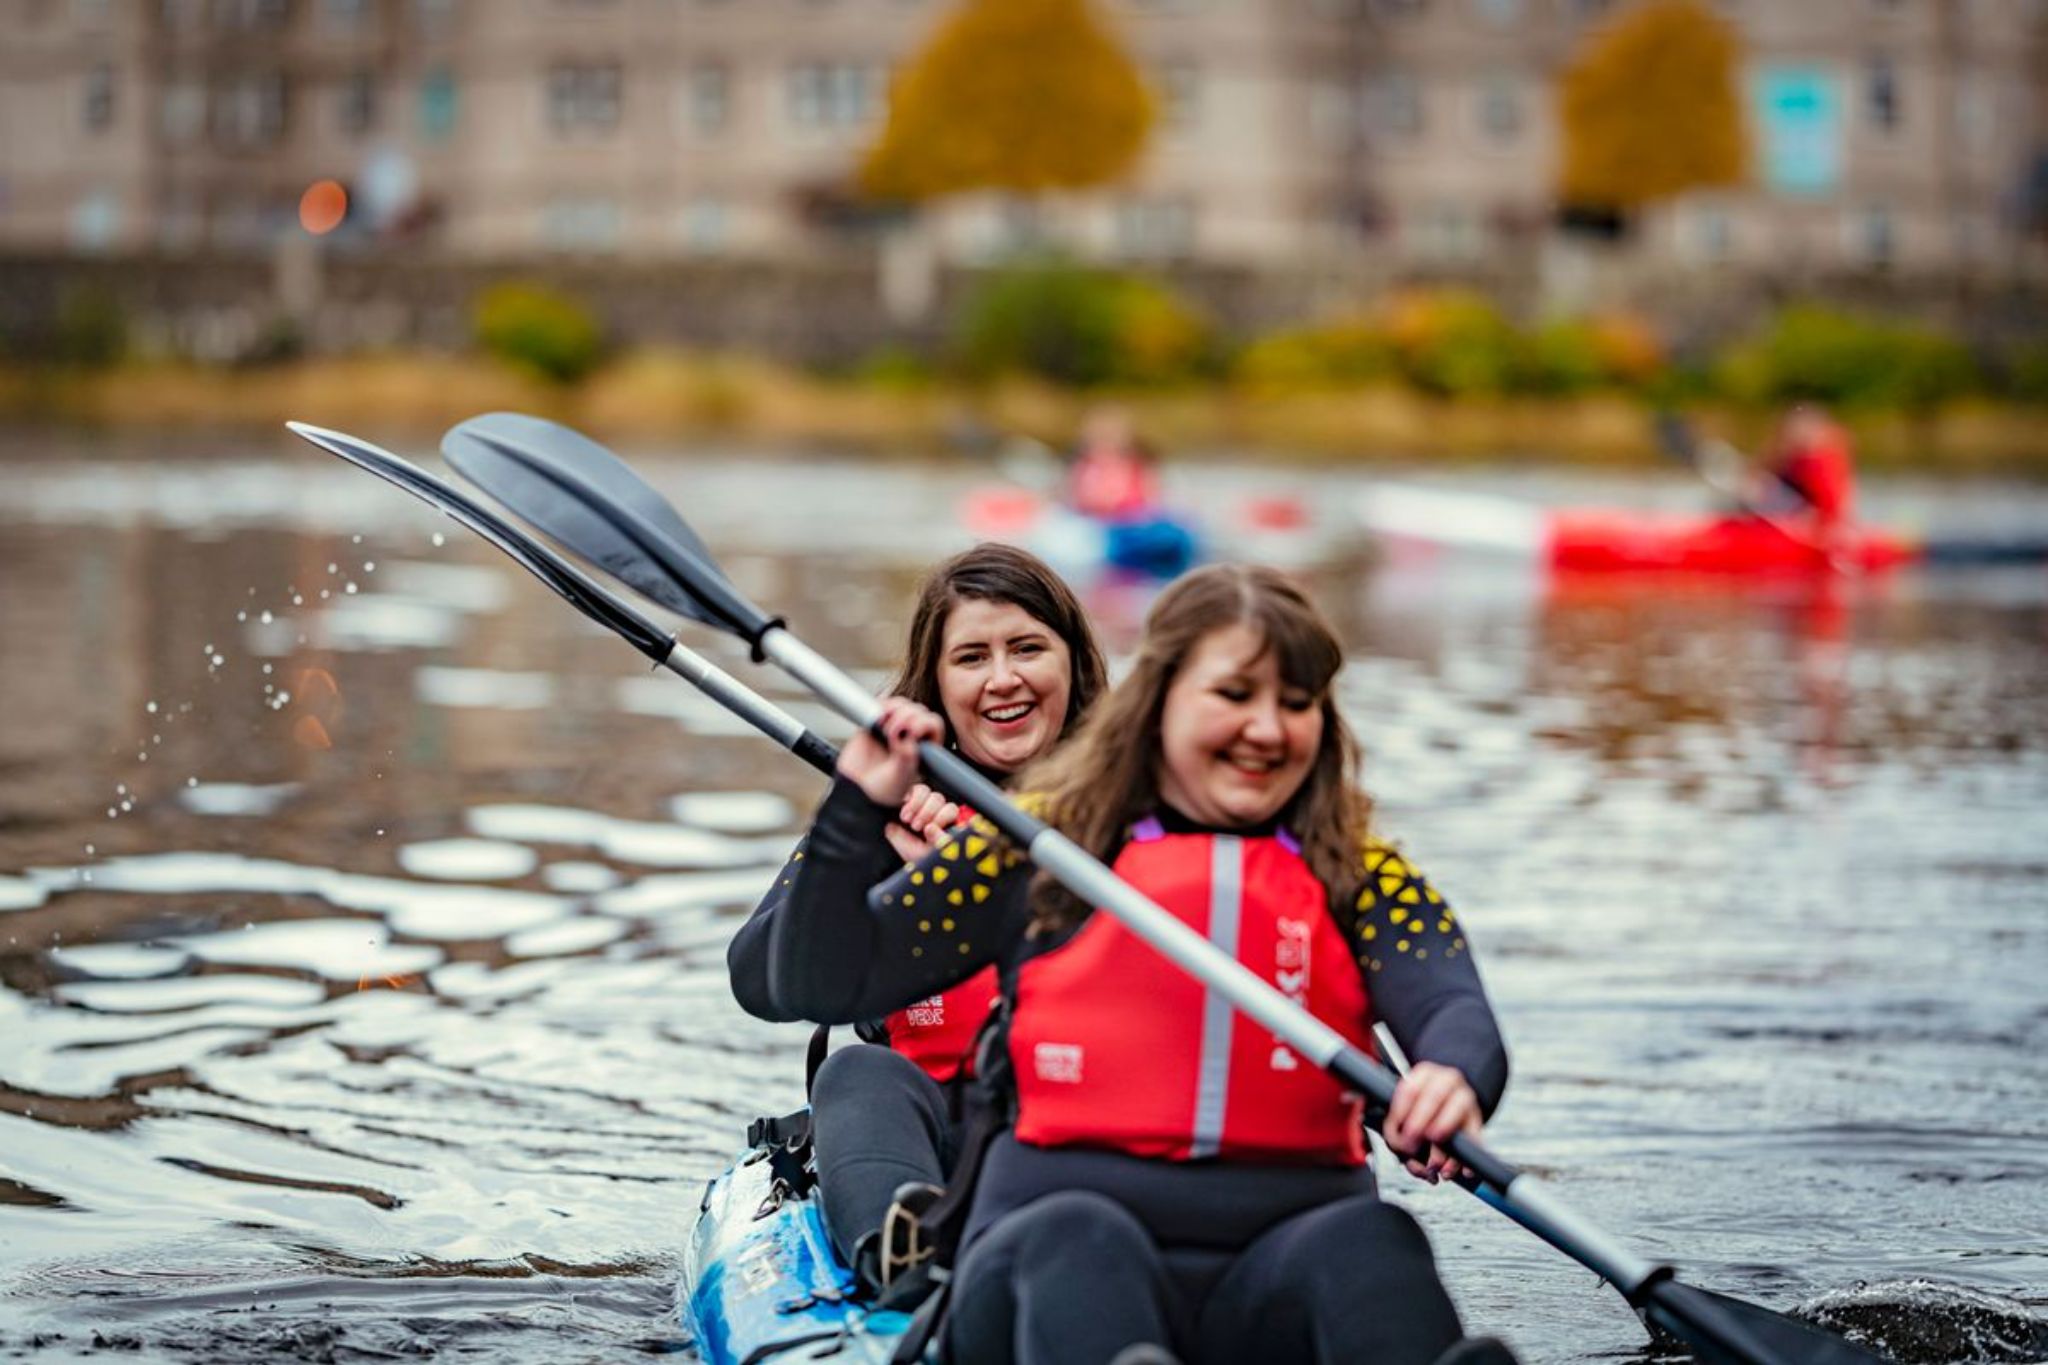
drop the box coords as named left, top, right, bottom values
left=2, top=431, right=2044, bottom=1364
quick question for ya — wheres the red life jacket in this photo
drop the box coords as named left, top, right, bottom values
left=1007, top=820, right=1376, bottom=1165
left=884, top=966, right=1001, bottom=1084
left=881, top=807, right=997, bottom=1084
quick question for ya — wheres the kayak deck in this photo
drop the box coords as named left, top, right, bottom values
left=679, top=1124, right=913, bottom=1364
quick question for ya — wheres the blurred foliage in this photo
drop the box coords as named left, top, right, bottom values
left=472, top=282, right=604, bottom=385
left=1383, top=289, right=1522, bottom=396
left=1711, top=306, right=1980, bottom=411
left=862, top=0, right=1154, bottom=201
left=951, top=258, right=1211, bottom=386
left=854, top=346, right=939, bottom=392
left=1235, top=316, right=1393, bottom=393
left=1559, top=0, right=1746, bottom=211
left=53, top=285, right=128, bottom=368
left=2003, top=343, right=2048, bottom=405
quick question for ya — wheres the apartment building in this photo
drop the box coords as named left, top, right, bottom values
left=0, top=0, right=2041, bottom=279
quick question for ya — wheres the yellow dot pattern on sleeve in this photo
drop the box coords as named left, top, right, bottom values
left=1355, top=839, right=1461, bottom=972
left=872, top=813, right=1028, bottom=965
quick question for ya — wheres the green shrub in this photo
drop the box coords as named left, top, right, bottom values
left=950, top=259, right=1211, bottom=387
left=1521, top=320, right=1608, bottom=395
left=1235, top=317, right=1392, bottom=392
left=1382, top=289, right=1520, bottom=397
left=1995, top=343, right=2048, bottom=405
left=1714, top=305, right=1979, bottom=411
left=472, top=281, right=604, bottom=385
left=853, top=346, right=936, bottom=391
left=53, top=285, right=128, bottom=368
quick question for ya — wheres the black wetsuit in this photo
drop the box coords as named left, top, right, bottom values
left=728, top=768, right=1003, bottom=1268
left=770, top=779, right=1511, bottom=1365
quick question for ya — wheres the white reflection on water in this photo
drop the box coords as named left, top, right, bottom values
left=666, top=791, right=796, bottom=835
left=397, top=838, right=540, bottom=882
left=465, top=804, right=787, bottom=869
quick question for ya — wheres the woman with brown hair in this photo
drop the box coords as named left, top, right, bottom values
left=727, top=541, right=1107, bottom=1287
left=769, top=563, right=1513, bottom=1365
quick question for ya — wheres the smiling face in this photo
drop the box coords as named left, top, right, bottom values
left=935, top=597, right=1074, bottom=774
left=1156, top=622, right=1324, bottom=828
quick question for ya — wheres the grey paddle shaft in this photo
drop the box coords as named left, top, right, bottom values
left=663, top=639, right=835, bottom=774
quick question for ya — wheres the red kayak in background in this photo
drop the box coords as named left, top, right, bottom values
left=1546, top=507, right=1916, bottom=575
left=1357, top=484, right=1945, bottom=575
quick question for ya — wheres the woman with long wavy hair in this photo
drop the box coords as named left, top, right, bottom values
left=770, top=563, right=1514, bottom=1365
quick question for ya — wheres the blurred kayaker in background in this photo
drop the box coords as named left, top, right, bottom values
left=1068, top=404, right=1162, bottom=521
left=773, top=564, right=1515, bottom=1365
left=1753, top=404, right=1857, bottom=542
left=727, top=541, right=1106, bottom=1291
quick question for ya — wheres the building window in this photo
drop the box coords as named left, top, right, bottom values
left=1375, top=68, right=1423, bottom=138
left=414, top=0, right=457, bottom=35
left=324, top=0, right=372, bottom=30
left=683, top=62, right=729, bottom=133
left=1682, top=201, right=1732, bottom=263
left=223, top=0, right=293, bottom=28
left=540, top=197, right=621, bottom=251
left=1853, top=204, right=1895, bottom=266
left=1415, top=201, right=1483, bottom=259
left=1153, top=63, right=1200, bottom=130
left=1477, top=72, right=1520, bottom=140
left=1114, top=197, right=1194, bottom=260
left=1376, top=0, right=1427, bottom=17
left=1473, top=0, right=1519, bottom=20
left=547, top=63, right=621, bottom=133
left=160, top=0, right=203, bottom=29
left=161, top=81, right=207, bottom=143
left=787, top=62, right=876, bottom=129
left=340, top=68, right=377, bottom=134
left=71, top=188, right=122, bottom=251
left=1866, top=55, right=1899, bottom=132
left=1309, top=82, right=1353, bottom=149
left=420, top=67, right=457, bottom=139
left=83, top=62, right=116, bottom=133
left=216, top=71, right=288, bottom=147
left=679, top=196, right=730, bottom=252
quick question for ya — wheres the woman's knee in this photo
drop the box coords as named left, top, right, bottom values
left=811, top=1041, right=926, bottom=1103
left=969, top=1190, right=1156, bottom=1273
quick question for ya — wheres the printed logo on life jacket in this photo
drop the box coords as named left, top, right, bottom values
left=1270, top=916, right=1313, bottom=1071
left=1034, top=1042, right=1084, bottom=1084
left=904, top=995, right=945, bottom=1029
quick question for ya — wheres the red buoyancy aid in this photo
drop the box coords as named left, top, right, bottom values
left=882, top=806, right=997, bottom=1084
left=1008, top=820, right=1376, bottom=1164
left=884, top=965, right=1001, bottom=1084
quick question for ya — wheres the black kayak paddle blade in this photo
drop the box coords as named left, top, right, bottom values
left=442, top=412, right=779, bottom=651
left=287, top=421, right=675, bottom=663
left=1644, top=1281, right=1899, bottom=1365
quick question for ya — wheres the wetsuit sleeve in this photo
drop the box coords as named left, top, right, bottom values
left=1348, top=844, right=1510, bottom=1119
left=769, top=778, right=1029, bottom=1024
left=725, top=836, right=824, bottom=1022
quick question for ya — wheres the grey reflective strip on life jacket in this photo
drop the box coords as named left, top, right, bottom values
left=1189, top=836, right=1243, bottom=1158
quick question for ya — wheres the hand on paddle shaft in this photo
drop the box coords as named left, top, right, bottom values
left=1385, top=1063, right=1483, bottom=1185
left=427, top=409, right=1899, bottom=1365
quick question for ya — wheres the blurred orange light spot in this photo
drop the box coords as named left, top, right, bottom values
left=293, top=715, right=333, bottom=750
left=297, top=668, right=340, bottom=701
left=300, top=180, right=348, bottom=236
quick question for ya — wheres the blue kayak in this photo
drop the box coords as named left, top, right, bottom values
left=678, top=1119, right=917, bottom=1364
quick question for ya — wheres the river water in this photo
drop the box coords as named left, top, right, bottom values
left=1, top=430, right=2044, bottom=1364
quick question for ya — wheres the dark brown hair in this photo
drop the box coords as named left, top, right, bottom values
left=1021, top=563, right=1370, bottom=931
left=887, top=542, right=1107, bottom=762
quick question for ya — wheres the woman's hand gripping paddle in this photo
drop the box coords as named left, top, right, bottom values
left=286, top=421, right=837, bottom=775
left=438, top=410, right=1899, bottom=1365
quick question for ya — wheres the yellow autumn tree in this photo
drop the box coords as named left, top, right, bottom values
left=1557, top=0, right=1747, bottom=211
left=862, top=0, right=1156, bottom=201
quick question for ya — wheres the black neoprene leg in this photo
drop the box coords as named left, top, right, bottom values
left=944, top=1191, right=1178, bottom=1365
left=808, top=1043, right=957, bottom=1264
left=1193, top=1196, right=1465, bottom=1365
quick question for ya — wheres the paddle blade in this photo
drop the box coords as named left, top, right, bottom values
left=1644, top=1280, right=1899, bottom=1365
left=443, top=413, right=730, bottom=629
left=441, top=413, right=779, bottom=649
left=287, top=421, right=674, bottom=662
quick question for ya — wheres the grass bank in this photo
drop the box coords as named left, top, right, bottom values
left=4, top=350, right=2043, bottom=473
